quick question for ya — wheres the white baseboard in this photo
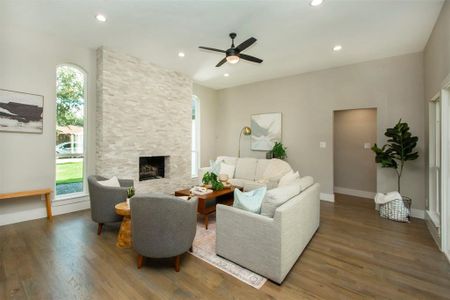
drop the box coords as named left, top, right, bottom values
left=334, top=187, right=376, bottom=199
left=410, top=208, right=425, bottom=219
left=0, top=198, right=90, bottom=227
left=320, top=193, right=335, bottom=202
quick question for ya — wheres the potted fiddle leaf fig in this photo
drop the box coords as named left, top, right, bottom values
left=371, top=119, right=419, bottom=193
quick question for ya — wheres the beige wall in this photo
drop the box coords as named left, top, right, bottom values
left=424, top=0, right=450, bottom=101
left=334, top=109, right=377, bottom=193
left=423, top=0, right=450, bottom=247
left=193, top=83, right=218, bottom=167
left=0, top=26, right=97, bottom=225
left=216, top=52, right=425, bottom=210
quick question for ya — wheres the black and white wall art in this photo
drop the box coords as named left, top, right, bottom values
left=251, top=112, right=282, bottom=151
left=0, top=89, right=44, bottom=133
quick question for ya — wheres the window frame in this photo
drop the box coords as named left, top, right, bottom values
left=55, top=63, right=89, bottom=201
left=192, top=95, right=201, bottom=178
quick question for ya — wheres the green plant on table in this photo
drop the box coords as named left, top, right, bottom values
left=127, top=187, right=135, bottom=198
left=202, top=171, right=224, bottom=191
left=371, top=119, right=419, bottom=193
left=272, top=141, right=287, bottom=159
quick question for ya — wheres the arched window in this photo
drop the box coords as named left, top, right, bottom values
left=55, top=64, right=87, bottom=197
left=192, top=95, right=200, bottom=177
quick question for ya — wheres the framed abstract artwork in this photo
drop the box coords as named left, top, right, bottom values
left=0, top=89, right=44, bottom=133
left=251, top=112, right=282, bottom=151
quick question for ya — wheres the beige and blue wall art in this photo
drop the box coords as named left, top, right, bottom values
left=251, top=112, right=282, bottom=151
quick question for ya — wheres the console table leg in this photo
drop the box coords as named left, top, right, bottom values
left=45, top=192, right=53, bottom=221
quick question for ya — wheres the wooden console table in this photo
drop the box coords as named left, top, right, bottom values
left=0, top=188, right=53, bottom=220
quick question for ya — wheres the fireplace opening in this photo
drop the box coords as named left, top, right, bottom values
left=139, top=156, right=167, bottom=181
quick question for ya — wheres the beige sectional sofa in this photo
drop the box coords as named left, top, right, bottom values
left=199, top=156, right=293, bottom=191
left=216, top=182, right=320, bottom=284
left=201, top=156, right=321, bottom=284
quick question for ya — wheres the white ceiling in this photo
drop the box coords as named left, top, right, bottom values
left=0, top=0, right=444, bottom=89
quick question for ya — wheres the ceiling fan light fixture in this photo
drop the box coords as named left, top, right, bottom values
left=333, top=45, right=343, bottom=52
left=226, top=55, right=240, bottom=64
left=310, top=0, right=324, bottom=7
left=96, top=14, right=107, bottom=22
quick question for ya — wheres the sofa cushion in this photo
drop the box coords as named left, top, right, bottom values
left=262, top=159, right=293, bottom=182
left=242, top=180, right=267, bottom=192
left=233, top=187, right=267, bottom=214
left=217, top=156, right=238, bottom=166
left=278, top=171, right=300, bottom=187
left=255, top=159, right=272, bottom=180
left=234, top=158, right=258, bottom=180
left=220, top=162, right=235, bottom=179
left=210, top=159, right=223, bottom=175
left=260, top=184, right=301, bottom=218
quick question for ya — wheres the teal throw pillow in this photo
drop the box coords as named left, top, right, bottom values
left=233, top=187, right=267, bottom=214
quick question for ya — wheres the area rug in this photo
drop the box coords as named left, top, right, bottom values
left=190, top=215, right=267, bottom=289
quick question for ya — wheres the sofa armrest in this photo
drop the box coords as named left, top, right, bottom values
left=272, top=183, right=320, bottom=281
left=216, top=204, right=282, bottom=280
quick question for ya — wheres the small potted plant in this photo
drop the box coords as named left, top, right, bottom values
left=202, top=171, right=224, bottom=191
left=272, top=141, right=287, bottom=160
left=127, top=187, right=135, bottom=206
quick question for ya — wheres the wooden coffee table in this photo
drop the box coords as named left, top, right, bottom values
left=175, top=186, right=242, bottom=229
left=115, top=202, right=132, bottom=248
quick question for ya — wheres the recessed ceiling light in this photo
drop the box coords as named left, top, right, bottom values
left=178, top=52, right=185, bottom=57
left=96, top=14, right=107, bottom=22
left=224, top=73, right=230, bottom=77
left=333, top=45, right=343, bottom=52
left=310, top=0, right=324, bottom=7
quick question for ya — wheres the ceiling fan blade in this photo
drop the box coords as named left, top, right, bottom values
left=236, top=37, right=256, bottom=52
left=240, top=54, right=263, bottom=63
left=199, top=46, right=226, bottom=53
left=216, top=57, right=227, bottom=67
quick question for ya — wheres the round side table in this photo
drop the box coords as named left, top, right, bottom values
left=115, top=202, right=132, bottom=248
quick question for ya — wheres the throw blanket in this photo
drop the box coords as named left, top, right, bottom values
left=374, top=191, right=402, bottom=204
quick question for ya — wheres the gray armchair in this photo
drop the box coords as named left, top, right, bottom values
left=130, top=193, right=198, bottom=272
left=87, top=175, right=134, bottom=235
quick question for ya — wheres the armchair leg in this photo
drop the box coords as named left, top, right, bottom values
left=137, top=255, right=144, bottom=269
left=97, top=223, right=104, bottom=235
left=174, top=255, right=180, bottom=272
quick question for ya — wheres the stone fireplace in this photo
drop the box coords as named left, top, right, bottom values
left=96, top=48, right=192, bottom=193
left=139, top=156, right=167, bottom=181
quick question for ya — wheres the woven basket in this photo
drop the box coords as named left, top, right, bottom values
left=379, top=196, right=411, bottom=223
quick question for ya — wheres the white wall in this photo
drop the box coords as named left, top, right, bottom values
left=216, top=53, right=426, bottom=211
left=0, top=26, right=96, bottom=225
left=193, top=83, right=218, bottom=167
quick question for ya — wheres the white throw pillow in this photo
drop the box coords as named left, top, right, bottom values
left=260, top=184, right=301, bottom=218
left=299, top=176, right=314, bottom=191
left=220, top=162, right=235, bottom=179
left=98, top=176, right=120, bottom=187
left=278, top=171, right=300, bottom=187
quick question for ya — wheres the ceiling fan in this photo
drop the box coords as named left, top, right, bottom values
left=199, top=33, right=263, bottom=67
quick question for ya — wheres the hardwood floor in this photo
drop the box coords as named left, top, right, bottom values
left=1, top=194, right=450, bottom=299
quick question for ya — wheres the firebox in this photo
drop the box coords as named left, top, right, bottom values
left=139, top=156, right=167, bottom=181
